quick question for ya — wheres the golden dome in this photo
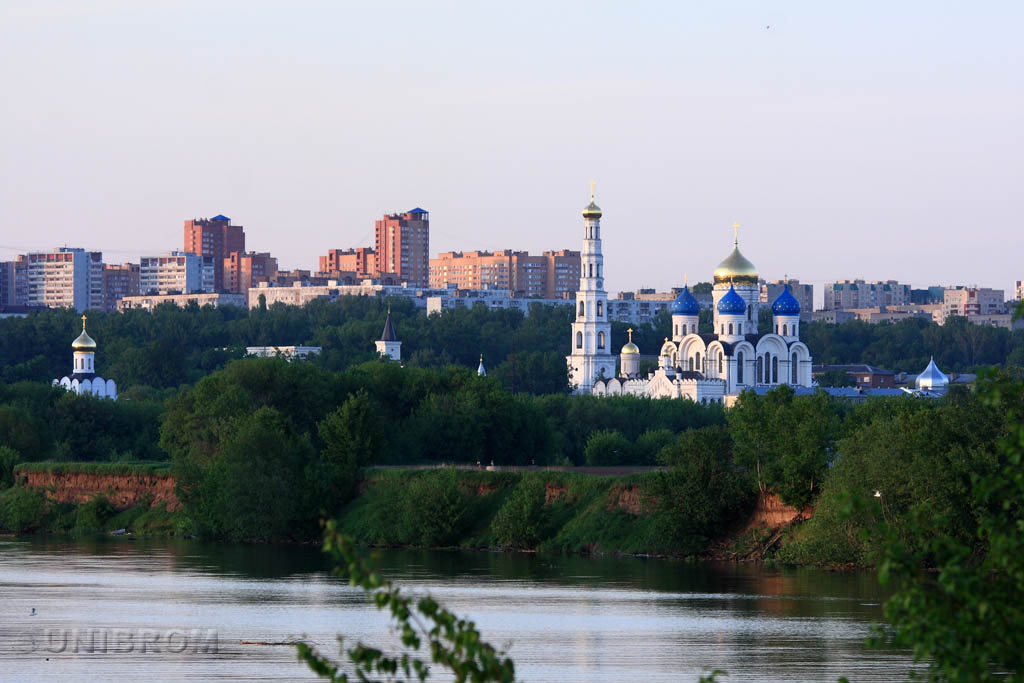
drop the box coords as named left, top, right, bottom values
left=713, top=226, right=758, bottom=285
left=582, top=200, right=602, bottom=219
left=621, top=328, right=639, bottom=354
left=72, top=315, right=96, bottom=351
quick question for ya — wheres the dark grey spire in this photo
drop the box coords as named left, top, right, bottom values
left=380, top=306, right=397, bottom=342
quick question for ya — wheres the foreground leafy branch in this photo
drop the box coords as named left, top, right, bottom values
left=296, top=519, right=516, bottom=682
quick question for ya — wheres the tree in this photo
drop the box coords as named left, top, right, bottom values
left=319, top=390, right=386, bottom=482
left=817, top=369, right=855, bottom=387
left=866, top=367, right=1024, bottom=680
left=491, top=476, right=546, bottom=548
left=584, top=429, right=633, bottom=465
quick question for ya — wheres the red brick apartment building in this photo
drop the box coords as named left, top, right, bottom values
left=184, top=215, right=245, bottom=292
left=429, top=249, right=581, bottom=299
left=375, top=208, right=430, bottom=287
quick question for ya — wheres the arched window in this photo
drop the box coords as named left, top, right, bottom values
left=674, top=324, right=679, bottom=337
left=791, top=352, right=798, bottom=383
left=695, top=352, right=702, bottom=372
left=772, top=356, right=778, bottom=383
left=738, top=323, right=743, bottom=334
left=597, top=300, right=603, bottom=317
left=764, top=352, right=771, bottom=383
left=597, top=264, right=601, bottom=277
left=720, top=324, right=725, bottom=334
left=589, top=264, right=593, bottom=277
left=576, top=331, right=583, bottom=349
left=718, top=354, right=723, bottom=374
left=783, top=323, right=788, bottom=336
left=579, top=301, right=585, bottom=317
left=728, top=323, right=733, bottom=335
left=598, top=331, right=605, bottom=349
left=737, top=351, right=745, bottom=384
left=756, top=356, right=763, bottom=383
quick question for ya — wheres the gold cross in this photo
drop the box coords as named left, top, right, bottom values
left=733, top=222, right=739, bottom=246
left=81, top=314, right=87, bottom=330
left=589, top=180, right=596, bottom=200
left=627, top=328, right=633, bottom=342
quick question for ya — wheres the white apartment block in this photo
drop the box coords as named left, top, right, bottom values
left=941, top=287, right=1005, bottom=320
left=140, top=251, right=210, bottom=295
left=24, top=248, right=104, bottom=312
left=823, top=280, right=910, bottom=310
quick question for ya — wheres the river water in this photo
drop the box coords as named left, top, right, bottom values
left=0, top=537, right=918, bottom=682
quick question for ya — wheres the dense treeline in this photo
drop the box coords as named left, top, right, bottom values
left=2, top=300, right=1022, bottom=399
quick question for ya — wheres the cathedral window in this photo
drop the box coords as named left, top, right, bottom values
left=756, top=356, right=763, bottom=383
left=720, top=324, right=724, bottom=334
left=792, top=352, right=798, bottom=383
left=597, top=300, right=603, bottom=317
left=772, top=356, right=778, bottom=383
left=737, top=352, right=745, bottom=383
left=695, top=352, right=701, bottom=372
left=718, top=354, right=723, bottom=374
left=598, top=331, right=605, bottom=349
left=783, top=324, right=788, bottom=336
left=728, top=323, right=733, bottom=335
left=579, top=301, right=585, bottom=317
left=589, top=264, right=593, bottom=277
left=576, top=331, right=583, bottom=349
left=674, top=324, right=678, bottom=337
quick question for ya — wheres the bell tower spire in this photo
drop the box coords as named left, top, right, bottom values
left=568, top=184, right=616, bottom=393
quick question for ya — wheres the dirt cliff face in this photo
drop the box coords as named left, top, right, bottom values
left=18, top=471, right=181, bottom=511
left=748, top=491, right=812, bottom=529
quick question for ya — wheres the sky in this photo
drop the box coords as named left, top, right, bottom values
left=1, top=1, right=1022, bottom=303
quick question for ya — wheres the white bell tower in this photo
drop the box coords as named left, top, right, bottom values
left=567, top=183, right=616, bottom=393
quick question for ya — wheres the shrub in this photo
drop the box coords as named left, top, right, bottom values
left=0, top=486, right=46, bottom=533
left=75, top=495, right=117, bottom=532
left=491, top=476, right=546, bottom=548
left=400, top=469, right=467, bottom=547
left=584, top=430, right=633, bottom=465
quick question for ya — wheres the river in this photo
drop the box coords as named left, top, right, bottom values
left=0, top=537, right=918, bottom=682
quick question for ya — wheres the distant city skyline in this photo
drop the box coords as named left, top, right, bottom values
left=2, top=2, right=1021, bottom=300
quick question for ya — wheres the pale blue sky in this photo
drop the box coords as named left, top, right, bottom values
left=2, top=1, right=1021, bottom=300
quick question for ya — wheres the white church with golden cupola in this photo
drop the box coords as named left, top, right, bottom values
left=53, top=316, right=117, bottom=399
left=569, top=196, right=813, bottom=404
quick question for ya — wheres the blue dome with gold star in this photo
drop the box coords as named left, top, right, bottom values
left=771, top=285, right=801, bottom=316
left=717, top=285, right=747, bottom=314
left=671, top=286, right=700, bottom=316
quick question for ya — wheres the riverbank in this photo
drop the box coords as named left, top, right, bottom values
left=1, top=465, right=807, bottom=560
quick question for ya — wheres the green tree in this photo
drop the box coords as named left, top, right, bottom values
left=319, top=389, right=386, bottom=483
left=584, top=429, right=633, bottom=466
left=491, top=476, right=546, bottom=548
left=0, top=446, right=21, bottom=489
left=817, top=369, right=855, bottom=387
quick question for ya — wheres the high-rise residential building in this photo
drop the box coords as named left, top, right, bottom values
left=183, top=215, right=245, bottom=292
left=224, top=251, right=278, bottom=297
left=760, top=279, right=814, bottom=320
left=23, top=248, right=104, bottom=311
left=429, top=249, right=581, bottom=298
left=375, top=208, right=429, bottom=287
left=102, top=263, right=140, bottom=312
left=942, top=287, right=1005, bottom=320
left=0, top=261, right=17, bottom=306
left=140, top=251, right=209, bottom=295
left=317, top=248, right=377, bottom=278
left=823, top=279, right=911, bottom=310
left=1015, top=280, right=1023, bottom=302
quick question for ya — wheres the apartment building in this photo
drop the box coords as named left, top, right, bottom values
left=823, top=280, right=910, bottom=310
left=375, top=209, right=429, bottom=287
left=1015, top=280, right=1023, bottom=302
left=224, top=251, right=278, bottom=297
left=318, top=248, right=377, bottom=278
left=140, top=251, right=209, bottom=295
left=760, top=279, right=814, bottom=320
left=22, top=248, right=103, bottom=311
left=184, top=215, right=245, bottom=292
left=0, top=261, right=18, bottom=306
left=941, top=287, right=1005, bottom=320
left=102, top=263, right=140, bottom=312
left=429, top=249, right=581, bottom=299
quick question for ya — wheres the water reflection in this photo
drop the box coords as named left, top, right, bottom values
left=0, top=537, right=916, bottom=682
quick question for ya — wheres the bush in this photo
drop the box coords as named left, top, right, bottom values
left=0, top=446, right=20, bottom=489
left=75, top=495, right=117, bottom=532
left=0, top=486, right=46, bottom=533
left=584, top=430, right=633, bottom=465
left=491, top=476, right=546, bottom=548
left=400, top=470, right=467, bottom=547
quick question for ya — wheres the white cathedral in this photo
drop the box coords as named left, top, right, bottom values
left=567, top=192, right=812, bottom=406
left=53, top=315, right=117, bottom=400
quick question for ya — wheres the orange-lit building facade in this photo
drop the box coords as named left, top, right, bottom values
left=224, top=251, right=278, bottom=298
left=317, top=247, right=377, bottom=278
left=375, top=209, right=430, bottom=287
left=184, top=215, right=245, bottom=292
left=429, top=249, right=580, bottom=299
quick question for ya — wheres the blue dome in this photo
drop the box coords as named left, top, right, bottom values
left=671, top=286, right=700, bottom=316
left=771, top=285, right=801, bottom=316
left=717, top=285, right=747, bottom=314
